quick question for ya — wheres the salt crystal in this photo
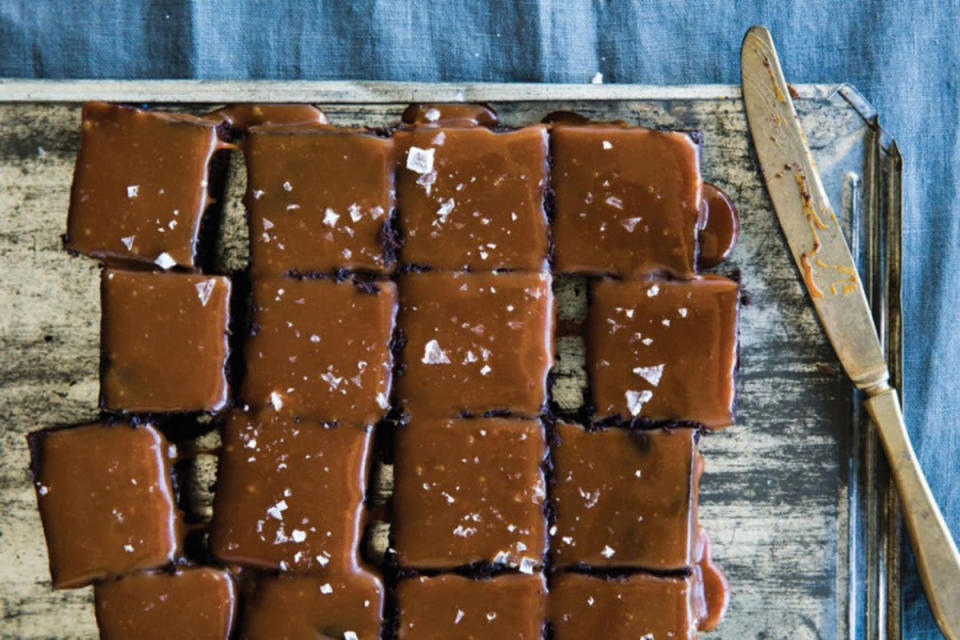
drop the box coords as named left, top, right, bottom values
left=436, top=198, right=455, bottom=219
left=647, top=284, right=660, bottom=297
left=519, top=557, right=536, bottom=574
left=123, top=544, right=134, bottom=553
left=291, top=529, right=307, bottom=542
left=195, top=279, right=216, bottom=306
left=601, top=544, right=616, bottom=558
left=455, top=610, right=465, bottom=624
left=127, top=185, right=139, bottom=198
left=120, top=235, right=135, bottom=250
left=591, top=72, right=604, bottom=84
left=323, top=208, right=340, bottom=227
left=370, top=205, right=385, bottom=220
left=319, top=583, right=333, bottom=594
left=480, top=364, right=492, bottom=376
left=486, top=612, right=498, bottom=621
left=376, top=392, right=390, bottom=410
left=620, top=217, right=643, bottom=232
left=632, top=364, right=665, bottom=387
left=679, top=307, right=688, bottom=317
left=604, top=195, right=624, bottom=209
left=421, top=339, right=451, bottom=364
left=154, top=252, right=176, bottom=270
left=282, top=181, right=293, bottom=191
left=348, top=203, right=363, bottom=222
left=625, top=389, right=654, bottom=416
left=406, top=146, right=435, bottom=174
left=425, top=107, right=441, bottom=122
left=602, top=140, right=612, bottom=150
left=269, top=391, right=284, bottom=410
left=344, top=633, right=359, bottom=640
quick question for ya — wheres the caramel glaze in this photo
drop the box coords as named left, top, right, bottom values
left=394, top=124, right=550, bottom=270
left=94, top=568, right=237, bottom=640
left=401, top=103, right=499, bottom=128
left=242, top=277, right=396, bottom=424
left=241, top=571, right=384, bottom=639
left=548, top=572, right=699, bottom=640
left=397, top=573, right=547, bottom=639
left=587, top=275, right=739, bottom=429
left=100, top=269, right=231, bottom=413
left=397, top=271, right=554, bottom=418
left=30, top=423, right=180, bottom=589
left=209, top=409, right=373, bottom=574
left=66, top=102, right=224, bottom=269
left=216, top=103, right=330, bottom=132
left=692, top=526, right=730, bottom=631
left=698, top=182, right=740, bottom=268
left=244, top=126, right=396, bottom=276
left=393, top=418, right=547, bottom=569
left=550, top=121, right=703, bottom=278
left=550, top=424, right=700, bottom=570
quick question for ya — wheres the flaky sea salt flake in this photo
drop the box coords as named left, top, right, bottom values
left=406, top=146, right=435, bottom=174
left=632, top=364, right=665, bottom=387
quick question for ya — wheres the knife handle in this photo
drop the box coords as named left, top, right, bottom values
left=864, top=384, right=960, bottom=640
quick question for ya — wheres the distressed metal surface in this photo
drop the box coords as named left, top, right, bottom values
left=0, top=82, right=901, bottom=639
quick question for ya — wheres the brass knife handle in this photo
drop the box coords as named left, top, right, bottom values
left=864, top=385, right=960, bottom=639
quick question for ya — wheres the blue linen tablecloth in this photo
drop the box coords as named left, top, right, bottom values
left=1, top=1, right=957, bottom=637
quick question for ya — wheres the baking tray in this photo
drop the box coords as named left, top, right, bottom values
left=0, top=81, right=903, bottom=639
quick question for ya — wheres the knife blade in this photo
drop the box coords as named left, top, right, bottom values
left=741, top=26, right=960, bottom=640
left=740, top=25, right=888, bottom=390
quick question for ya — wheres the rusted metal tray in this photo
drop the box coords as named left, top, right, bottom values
left=0, top=81, right=902, bottom=639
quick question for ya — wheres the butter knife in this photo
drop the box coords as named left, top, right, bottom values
left=741, top=25, right=960, bottom=639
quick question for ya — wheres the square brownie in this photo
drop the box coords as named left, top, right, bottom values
left=94, top=568, right=236, bottom=640
left=209, top=409, right=372, bottom=573
left=551, top=124, right=703, bottom=277
left=397, top=573, right=546, bottom=639
left=241, top=571, right=384, bottom=640
left=65, top=102, right=222, bottom=269
left=588, top=276, right=739, bottom=428
left=244, top=126, right=395, bottom=276
left=548, top=572, right=699, bottom=640
left=393, top=418, right=546, bottom=569
left=29, top=423, right=179, bottom=588
left=242, top=277, right=396, bottom=423
left=101, top=269, right=231, bottom=413
left=395, top=125, right=549, bottom=270
left=397, top=271, right=553, bottom=418
left=550, top=423, right=700, bottom=570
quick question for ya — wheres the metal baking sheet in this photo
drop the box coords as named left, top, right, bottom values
left=0, top=81, right=902, bottom=639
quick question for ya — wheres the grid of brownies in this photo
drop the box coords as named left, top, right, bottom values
left=30, top=100, right=738, bottom=639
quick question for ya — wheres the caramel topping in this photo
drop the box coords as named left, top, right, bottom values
left=548, top=572, right=698, bottom=639
left=401, top=103, right=499, bottom=127
left=94, top=568, right=236, bottom=639
left=242, top=277, right=396, bottom=423
left=30, top=423, right=179, bottom=589
left=397, top=271, right=554, bottom=418
left=242, top=571, right=384, bottom=639
left=550, top=424, right=699, bottom=570
left=552, top=124, right=703, bottom=277
left=395, top=126, right=549, bottom=270
left=244, top=127, right=395, bottom=276
left=210, top=410, right=372, bottom=574
left=692, top=526, right=730, bottom=631
left=100, top=269, right=231, bottom=413
left=397, top=573, right=546, bottom=638
left=66, top=102, right=221, bottom=268
left=393, top=418, right=547, bottom=569
left=698, top=182, right=740, bottom=268
left=588, top=276, right=739, bottom=428
left=217, top=103, right=330, bottom=131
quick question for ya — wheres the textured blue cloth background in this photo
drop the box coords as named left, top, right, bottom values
left=1, top=1, right=957, bottom=637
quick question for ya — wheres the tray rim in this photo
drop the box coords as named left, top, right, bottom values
left=0, top=79, right=847, bottom=103
left=0, top=81, right=905, bottom=639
